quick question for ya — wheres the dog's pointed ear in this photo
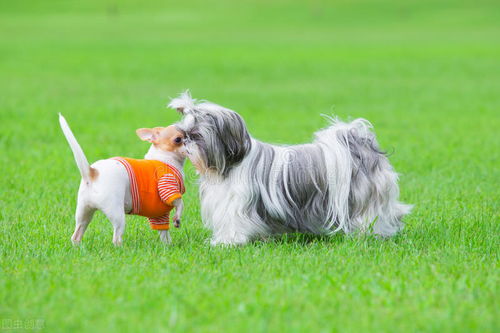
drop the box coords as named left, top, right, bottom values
left=136, top=128, right=160, bottom=143
left=168, top=90, right=196, bottom=114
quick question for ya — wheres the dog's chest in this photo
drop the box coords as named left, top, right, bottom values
left=198, top=177, right=245, bottom=227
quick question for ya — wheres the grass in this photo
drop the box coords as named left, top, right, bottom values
left=0, top=0, right=498, bottom=332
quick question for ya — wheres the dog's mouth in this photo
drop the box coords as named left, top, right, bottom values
left=182, top=145, right=192, bottom=156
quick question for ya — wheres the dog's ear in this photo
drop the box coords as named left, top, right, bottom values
left=201, top=111, right=252, bottom=176
left=136, top=128, right=161, bottom=143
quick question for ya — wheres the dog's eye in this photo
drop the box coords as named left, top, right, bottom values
left=174, top=137, right=182, bottom=144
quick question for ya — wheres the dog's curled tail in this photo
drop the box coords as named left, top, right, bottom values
left=58, top=114, right=96, bottom=183
left=316, top=117, right=412, bottom=237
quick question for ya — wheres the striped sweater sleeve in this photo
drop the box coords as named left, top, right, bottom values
left=158, top=173, right=182, bottom=205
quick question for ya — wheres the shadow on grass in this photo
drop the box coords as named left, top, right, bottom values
left=261, top=232, right=345, bottom=246
left=254, top=230, right=408, bottom=247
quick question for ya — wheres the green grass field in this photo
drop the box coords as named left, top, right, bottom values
left=0, top=0, right=499, bottom=331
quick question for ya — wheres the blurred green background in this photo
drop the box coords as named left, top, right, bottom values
left=0, top=0, right=498, bottom=332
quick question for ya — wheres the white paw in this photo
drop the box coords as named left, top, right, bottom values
left=210, top=234, right=249, bottom=246
left=159, top=230, right=172, bottom=245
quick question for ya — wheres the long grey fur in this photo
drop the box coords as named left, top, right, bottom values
left=170, top=92, right=412, bottom=245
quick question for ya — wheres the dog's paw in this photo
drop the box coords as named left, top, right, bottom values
left=210, top=234, right=249, bottom=246
left=209, top=239, right=238, bottom=247
left=174, top=218, right=181, bottom=228
left=159, top=230, right=172, bottom=244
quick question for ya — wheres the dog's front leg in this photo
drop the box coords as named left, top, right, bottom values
left=210, top=233, right=250, bottom=246
left=172, top=198, right=184, bottom=228
left=158, top=230, right=172, bottom=244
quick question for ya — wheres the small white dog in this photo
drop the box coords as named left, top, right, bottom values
left=170, top=92, right=412, bottom=245
left=59, top=114, right=186, bottom=245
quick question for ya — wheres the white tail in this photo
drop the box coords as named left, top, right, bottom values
left=59, top=113, right=93, bottom=182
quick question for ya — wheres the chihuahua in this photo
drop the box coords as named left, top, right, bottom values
left=59, top=114, right=186, bottom=245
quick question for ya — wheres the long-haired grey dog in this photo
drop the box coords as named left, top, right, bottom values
left=169, top=92, right=411, bottom=245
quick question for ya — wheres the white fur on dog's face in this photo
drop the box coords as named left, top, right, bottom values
left=170, top=94, right=251, bottom=177
left=183, top=141, right=206, bottom=173
left=136, top=125, right=185, bottom=155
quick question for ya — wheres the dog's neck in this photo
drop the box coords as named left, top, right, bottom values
left=144, top=145, right=185, bottom=175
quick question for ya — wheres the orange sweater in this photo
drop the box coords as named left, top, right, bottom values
left=112, top=157, right=184, bottom=230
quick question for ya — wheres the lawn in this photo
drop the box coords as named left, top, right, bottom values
left=0, top=0, right=498, bottom=332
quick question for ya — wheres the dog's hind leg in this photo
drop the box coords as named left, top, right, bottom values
left=72, top=201, right=96, bottom=245
left=103, top=207, right=126, bottom=246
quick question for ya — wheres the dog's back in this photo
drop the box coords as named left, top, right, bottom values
left=224, top=121, right=411, bottom=237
